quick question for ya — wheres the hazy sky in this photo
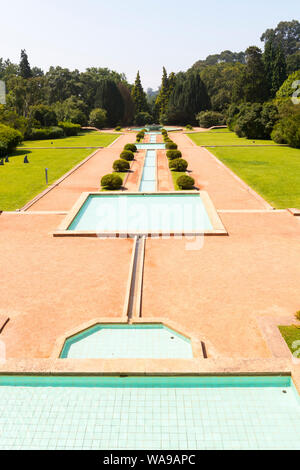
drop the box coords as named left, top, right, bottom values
left=0, top=0, right=298, bottom=89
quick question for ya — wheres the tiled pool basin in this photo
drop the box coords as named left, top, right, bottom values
left=61, top=192, right=223, bottom=236
left=60, top=323, right=193, bottom=359
left=0, top=376, right=299, bottom=449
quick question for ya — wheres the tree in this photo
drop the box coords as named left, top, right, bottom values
left=19, top=50, right=32, bottom=79
left=261, top=20, right=300, bottom=57
left=264, top=33, right=287, bottom=97
left=155, top=67, right=170, bottom=120
left=89, top=108, right=107, bottom=129
left=239, top=47, right=269, bottom=102
left=29, top=104, right=57, bottom=127
left=167, top=72, right=210, bottom=125
left=94, top=79, right=124, bottom=127
left=276, top=70, right=300, bottom=101
left=131, top=71, right=149, bottom=114
left=234, top=103, right=278, bottom=139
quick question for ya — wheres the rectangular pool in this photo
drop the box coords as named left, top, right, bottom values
left=0, top=375, right=299, bottom=449
left=139, top=150, right=156, bottom=192
left=67, top=193, right=214, bottom=234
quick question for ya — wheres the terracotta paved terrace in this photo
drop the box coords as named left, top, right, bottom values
left=0, top=130, right=299, bottom=386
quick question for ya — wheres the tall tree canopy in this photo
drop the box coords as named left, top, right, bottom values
left=167, top=73, right=210, bottom=125
left=19, top=50, right=32, bottom=79
left=131, top=71, right=148, bottom=113
left=94, top=79, right=124, bottom=127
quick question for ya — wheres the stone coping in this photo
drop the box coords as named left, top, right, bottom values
left=53, top=191, right=228, bottom=237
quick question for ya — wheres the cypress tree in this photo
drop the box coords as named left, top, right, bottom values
left=94, top=79, right=124, bottom=127
left=167, top=73, right=210, bottom=125
left=131, top=71, right=148, bottom=113
left=155, top=67, right=169, bottom=119
left=19, top=49, right=32, bottom=79
left=271, top=44, right=287, bottom=96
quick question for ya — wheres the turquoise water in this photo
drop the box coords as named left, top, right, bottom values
left=61, top=324, right=193, bottom=359
left=68, top=194, right=213, bottom=233
left=136, top=143, right=165, bottom=150
left=139, top=150, right=156, bottom=192
left=0, top=375, right=299, bottom=449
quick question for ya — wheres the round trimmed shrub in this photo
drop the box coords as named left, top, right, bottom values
left=176, top=175, right=195, bottom=189
left=113, top=159, right=130, bottom=172
left=115, top=126, right=122, bottom=132
left=124, top=143, right=137, bottom=153
left=136, top=131, right=145, bottom=140
left=0, top=124, right=23, bottom=151
left=101, top=174, right=123, bottom=190
left=166, top=142, right=178, bottom=150
left=169, top=158, right=188, bottom=172
left=167, top=150, right=182, bottom=160
left=120, top=150, right=134, bottom=161
left=185, top=124, right=193, bottom=130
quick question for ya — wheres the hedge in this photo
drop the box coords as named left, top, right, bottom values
left=124, top=143, right=137, bottom=152
left=101, top=174, right=123, bottom=190
left=176, top=175, right=195, bottom=189
left=120, top=150, right=134, bottom=161
left=169, top=158, right=188, bottom=172
left=58, top=121, right=81, bottom=136
left=113, top=159, right=130, bottom=172
left=0, top=124, right=23, bottom=152
left=167, top=150, right=182, bottom=160
left=165, top=142, right=178, bottom=150
left=28, top=127, right=64, bottom=140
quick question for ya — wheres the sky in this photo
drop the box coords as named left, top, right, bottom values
left=0, top=0, right=299, bottom=89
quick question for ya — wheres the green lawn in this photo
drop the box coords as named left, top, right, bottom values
left=279, top=326, right=300, bottom=355
left=209, top=146, right=300, bottom=208
left=189, top=130, right=277, bottom=146
left=20, top=131, right=117, bottom=148
left=189, top=130, right=300, bottom=208
left=0, top=148, right=93, bottom=210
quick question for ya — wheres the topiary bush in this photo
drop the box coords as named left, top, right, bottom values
left=120, top=150, right=134, bottom=161
left=167, top=150, right=182, bottom=160
left=0, top=124, right=23, bottom=151
left=136, top=131, right=145, bottom=140
left=176, top=175, right=195, bottom=189
left=185, top=124, right=193, bottom=130
left=169, top=158, right=188, bottom=172
left=113, top=159, right=130, bottom=172
left=124, top=143, right=137, bottom=153
left=166, top=141, right=178, bottom=150
left=101, top=174, right=123, bottom=190
left=115, top=126, right=122, bottom=132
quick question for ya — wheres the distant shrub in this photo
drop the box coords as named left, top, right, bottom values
left=29, top=104, right=58, bottom=127
left=197, top=111, right=226, bottom=128
left=165, top=142, right=178, bottom=150
left=271, top=114, right=300, bottom=148
left=101, top=174, right=123, bottom=190
left=161, top=129, right=167, bottom=135
left=167, top=150, right=182, bottom=160
left=29, top=126, right=64, bottom=140
left=0, top=124, right=23, bottom=152
left=185, top=124, right=193, bottom=130
left=113, top=159, right=130, bottom=172
left=115, top=126, right=122, bottom=132
left=169, top=158, right=188, bottom=172
left=88, top=108, right=107, bottom=129
left=296, top=310, right=300, bottom=321
left=120, top=150, right=134, bottom=161
left=176, top=175, right=195, bottom=189
left=124, top=143, right=137, bottom=152
left=136, top=131, right=145, bottom=140
left=58, top=121, right=81, bottom=136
